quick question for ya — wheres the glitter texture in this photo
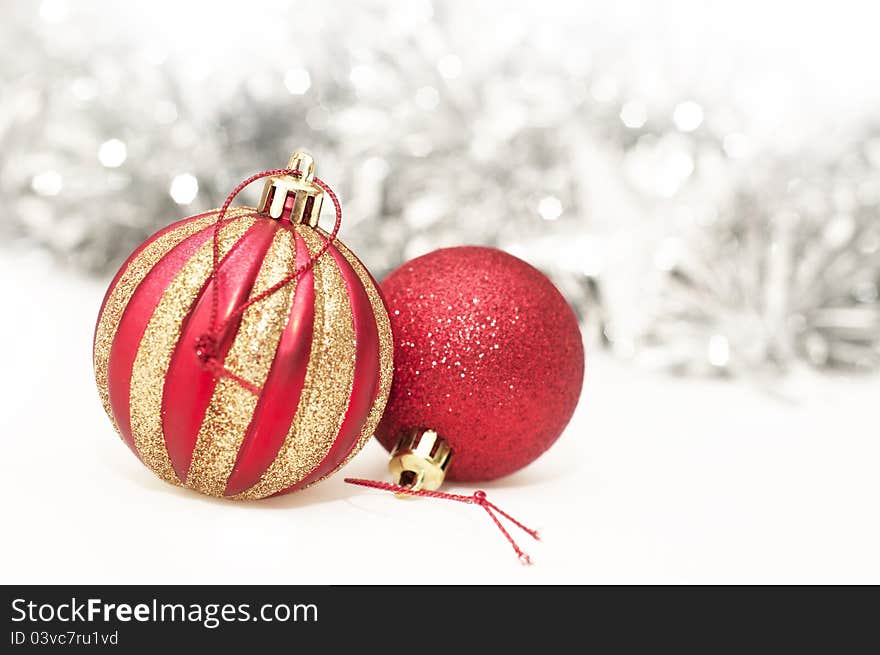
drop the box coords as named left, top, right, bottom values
left=93, top=210, right=244, bottom=431
left=321, top=236, right=394, bottom=479
left=186, top=228, right=297, bottom=496
left=128, top=215, right=255, bottom=483
left=375, top=246, right=584, bottom=482
left=233, top=225, right=356, bottom=499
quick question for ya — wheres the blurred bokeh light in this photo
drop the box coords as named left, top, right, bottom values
left=3, top=0, right=880, bottom=377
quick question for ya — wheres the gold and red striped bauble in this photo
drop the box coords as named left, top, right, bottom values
left=93, top=156, right=392, bottom=499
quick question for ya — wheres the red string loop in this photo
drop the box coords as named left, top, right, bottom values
left=196, top=167, right=343, bottom=394
left=344, top=478, right=541, bottom=565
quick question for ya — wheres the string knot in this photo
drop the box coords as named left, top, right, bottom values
left=472, top=490, right=488, bottom=503
left=192, top=331, right=261, bottom=395
left=194, top=333, right=218, bottom=366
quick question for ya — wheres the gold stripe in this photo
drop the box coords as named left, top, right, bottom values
left=233, top=226, right=356, bottom=499
left=318, top=236, right=393, bottom=479
left=93, top=209, right=252, bottom=433
left=186, top=228, right=298, bottom=497
left=129, top=215, right=256, bottom=483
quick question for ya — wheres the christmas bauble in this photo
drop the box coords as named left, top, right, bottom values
left=375, top=246, right=583, bottom=484
left=93, top=154, right=392, bottom=499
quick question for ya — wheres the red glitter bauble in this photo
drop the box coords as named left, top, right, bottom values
left=375, top=246, right=584, bottom=481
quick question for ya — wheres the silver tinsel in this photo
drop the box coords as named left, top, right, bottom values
left=639, top=139, right=880, bottom=374
left=2, top=0, right=879, bottom=376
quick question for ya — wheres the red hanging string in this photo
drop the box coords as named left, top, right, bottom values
left=196, top=167, right=343, bottom=392
left=344, top=477, right=541, bottom=565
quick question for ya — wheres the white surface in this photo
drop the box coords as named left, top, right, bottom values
left=1, top=251, right=879, bottom=584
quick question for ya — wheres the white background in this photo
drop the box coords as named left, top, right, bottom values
left=2, top=250, right=879, bottom=584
